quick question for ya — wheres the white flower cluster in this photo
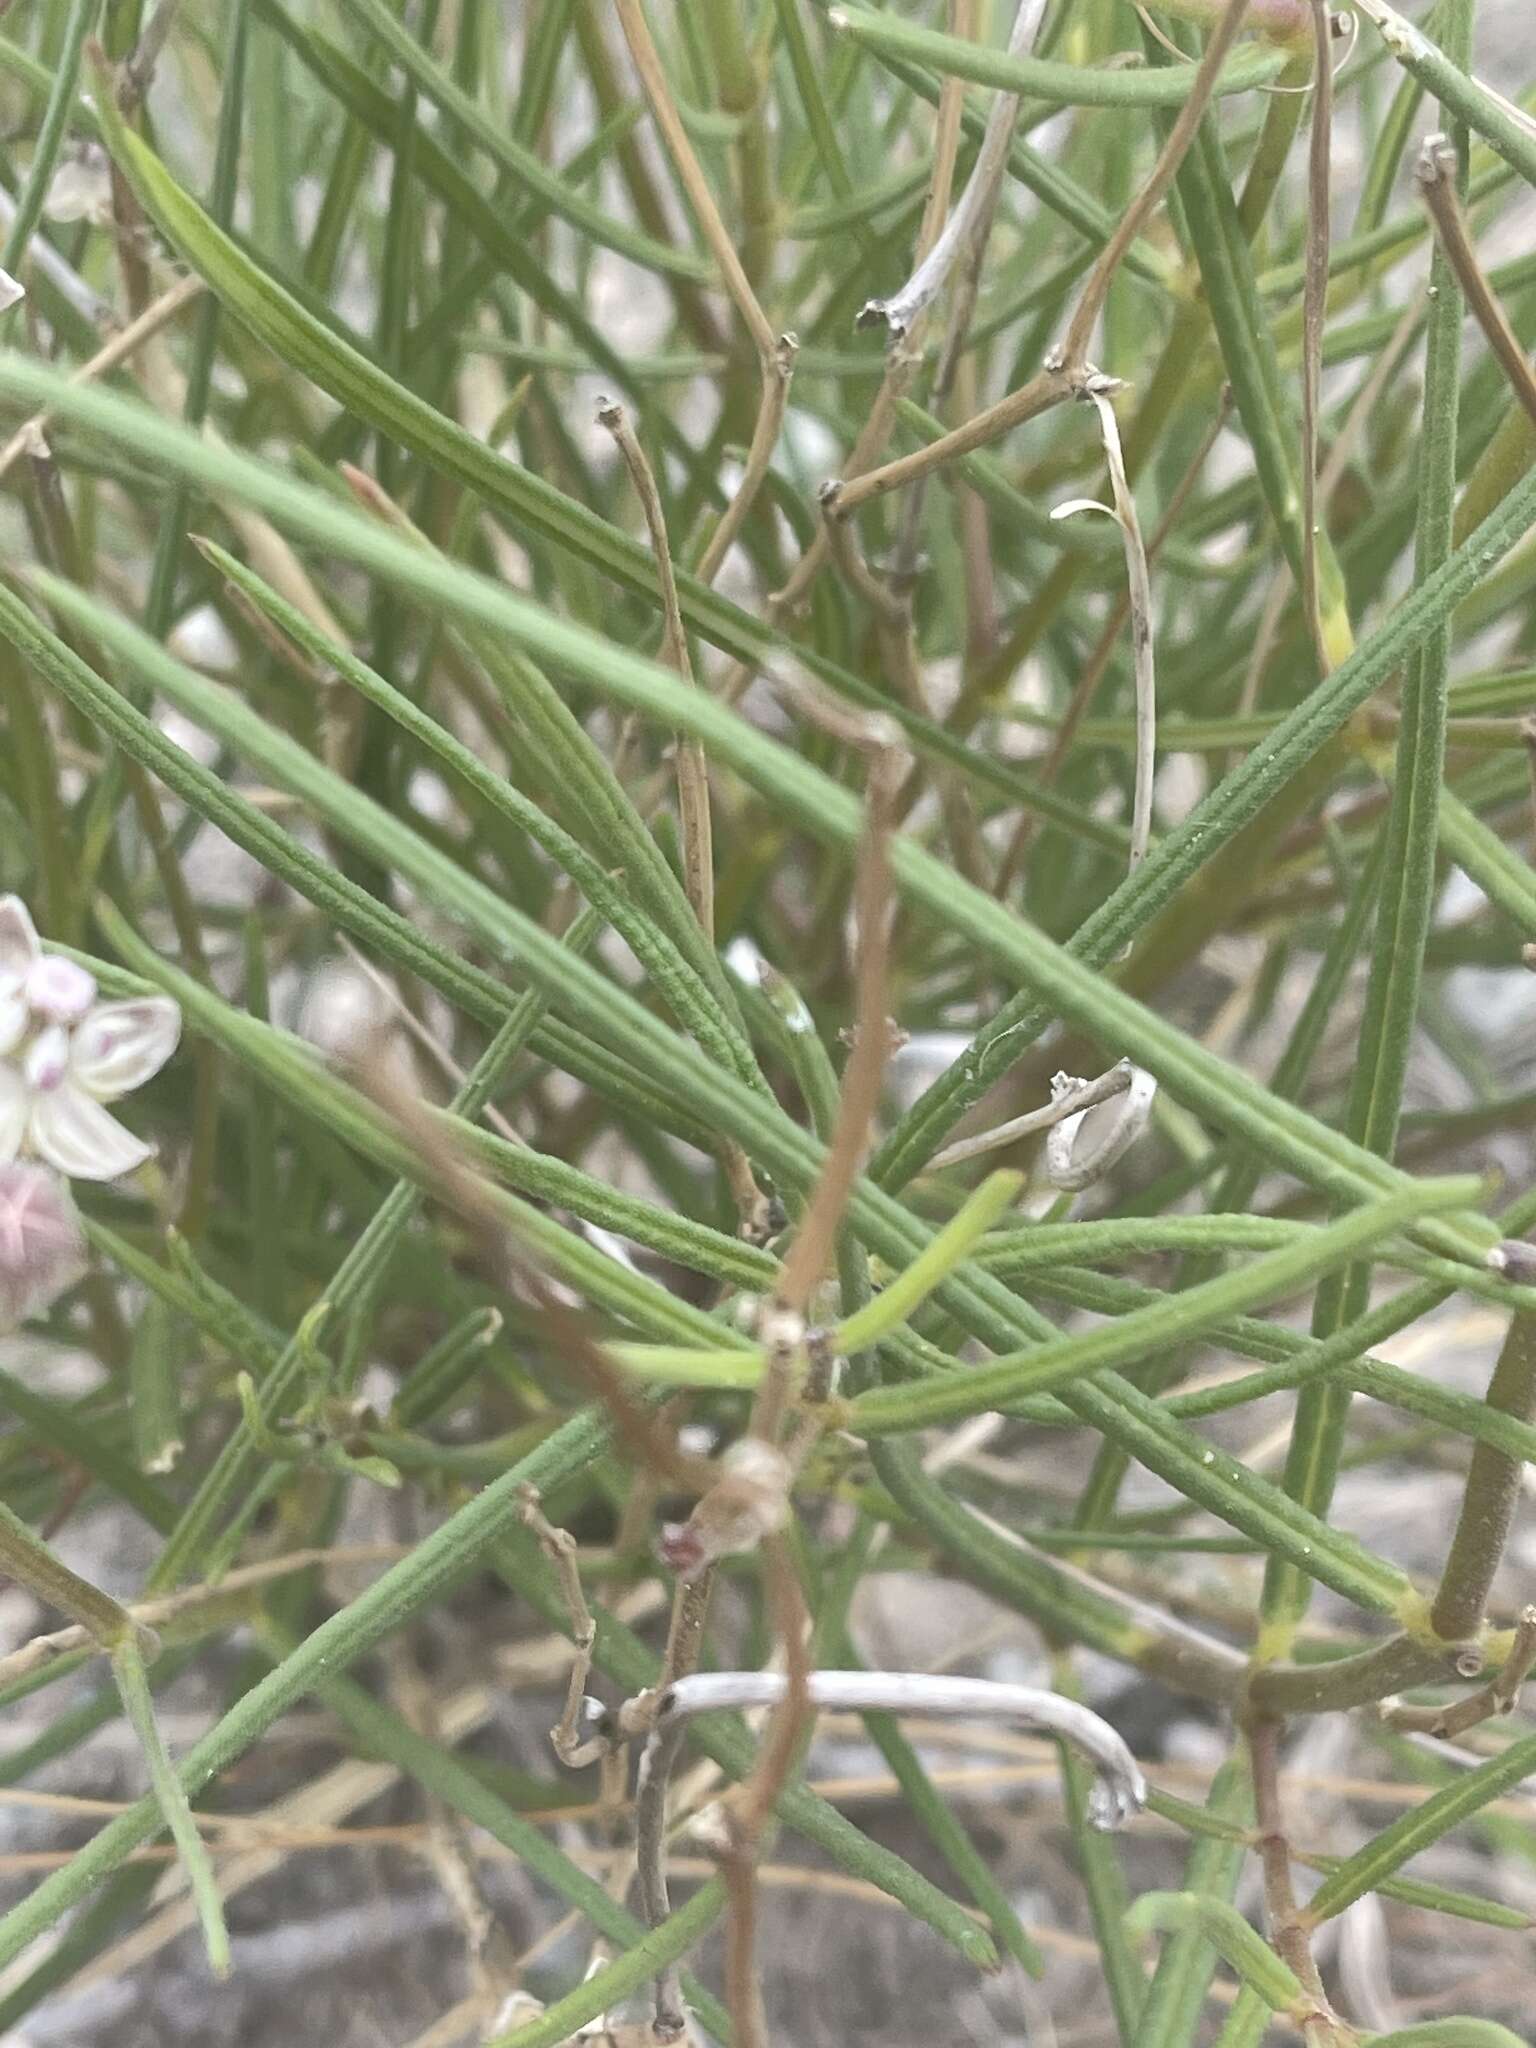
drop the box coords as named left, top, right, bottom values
left=0, top=899, right=181, bottom=1332
left=0, top=897, right=180, bottom=1183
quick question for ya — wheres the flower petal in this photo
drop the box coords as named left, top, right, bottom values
left=0, top=994, right=27, bottom=1059
left=28, top=1085, right=153, bottom=1181
left=0, top=897, right=40, bottom=994
left=0, top=1065, right=27, bottom=1164
left=69, top=998, right=181, bottom=1100
left=23, top=1024, right=70, bottom=1094
left=0, top=1163, right=86, bottom=1328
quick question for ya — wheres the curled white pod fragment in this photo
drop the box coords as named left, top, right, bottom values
left=1046, top=1059, right=1158, bottom=1192
left=649, top=1669, right=1147, bottom=1830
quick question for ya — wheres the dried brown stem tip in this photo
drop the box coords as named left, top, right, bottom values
left=1417, top=131, right=1536, bottom=430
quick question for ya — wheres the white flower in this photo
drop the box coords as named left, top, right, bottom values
left=44, top=145, right=115, bottom=228
left=0, top=1163, right=86, bottom=1327
left=0, top=898, right=180, bottom=1182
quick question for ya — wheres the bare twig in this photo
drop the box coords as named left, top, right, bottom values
left=715, top=1534, right=812, bottom=2048
left=823, top=364, right=1070, bottom=520
left=0, top=1542, right=411, bottom=1689
left=712, top=3, right=971, bottom=702
left=857, top=0, right=1048, bottom=340
left=695, top=331, right=799, bottom=586
left=594, top=396, right=767, bottom=1237
left=355, top=1050, right=712, bottom=1499
left=596, top=398, right=712, bottom=931
left=820, top=489, right=991, bottom=884
left=518, top=1485, right=605, bottom=1769
left=1247, top=1715, right=1342, bottom=2035
left=1056, top=0, right=1254, bottom=371
left=1381, top=1605, right=1536, bottom=1738
left=118, top=0, right=182, bottom=110
left=611, top=0, right=794, bottom=582
left=773, top=744, right=900, bottom=1317
left=0, top=273, right=202, bottom=484
left=1418, top=132, right=1536, bottom=429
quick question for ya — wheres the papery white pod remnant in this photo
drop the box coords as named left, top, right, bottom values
left=44, top=145, right=115, bottom=227
left=0, top=899, right=180, bottom=1182
left=1487, top=1238, right=1536, bottom=1283
left=648, top=1670, right=1148, bottom=1830
left=1046, top=1059, right=1158, bottom=1192
left=0, top=1162, right=87, bottom=1329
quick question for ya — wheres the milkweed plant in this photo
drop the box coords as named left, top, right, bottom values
left=0, top=1, right=1534, bottom=2043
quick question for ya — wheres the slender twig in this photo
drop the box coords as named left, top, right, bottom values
left=611, top=0, right=794, bottom=582
left=1418, top=131, right=1536, bottom=429
left=858, top=0, right=1047, bottom=339
left=1247, top=1715, right=1339, bottom=2032
left=354, top=1051, right=712, bottom=1499
left=695, top=331, right=799, bottom=585
left=611, top=0, right=773, bottom=361
left=631, top=1718, right=690, bottom=2039
left=518, top=1487, right=604, bottom=1769
left=715, top=1533, right=812, bottom=2048
left=1056, top=0, right=1254, bottom=370
left=1299, top=0, right=1335, bottom=674
left=119, top=0, right=182, bottom=110
left=0, top=1541, right=406, bottom=1688
left=595, top=396, right=768, bottom=1236
left=774, top=743, right=899, bottom=1315
left=713, top=4, right=970, bottom=702
left=824, top=364, right=1070, bottom=519
left=0, top=273, right=202, bottom=484
left=596, top=398, right=710, bottom=928
left=1381, top=1605, right=1536, bottom=1738
left=820, top=488, right=990, bottom=883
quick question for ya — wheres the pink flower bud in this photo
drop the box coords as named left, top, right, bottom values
left=0, top=1163, right=86, bottom=1328
left=24, top=954, right=97, bottom=1024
